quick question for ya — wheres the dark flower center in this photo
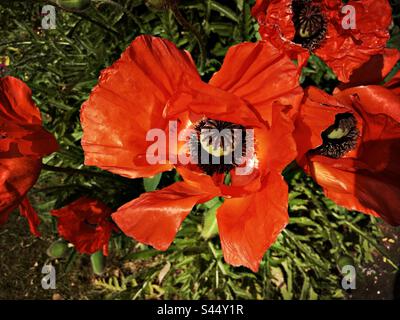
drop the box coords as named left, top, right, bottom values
left=189, top=118, right=247, bottom=176
left=292, top=0, right=327, bottom=50
left=313, top=113, right=359, bottom=159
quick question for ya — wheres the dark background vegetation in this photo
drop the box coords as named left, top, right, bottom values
left=0, top=0, right=399, bottom=299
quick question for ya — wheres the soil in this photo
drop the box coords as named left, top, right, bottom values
left=0, top=213, right=92, bottom=299
left=347, top=223, right=400, bottom=300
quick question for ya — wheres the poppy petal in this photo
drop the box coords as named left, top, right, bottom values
left=0, top=76, right=41, bottom=125
left=81, top=35, right=200, bottom=179
left=294, top=87, right=350, bottom=164
left=0, top=77, right=57, bottom=235
left=0, top=124, right=58, bottom=158
left=265, top=103, right=297, bottom=172
left=338, top=48, right=400, bottom=89
left=310, top=157, right=400, bottom=225
left=308, top=85, right=400, bottom=226
left=0, top=206, right=12, bottom=226
left=112, top=181, right=219, bottom=251
left=19, top=197, right=41, bottom=237
left=251, top=0, right=269, bottom=18
left=316, top=0, right=392, bottom=82
left=0, top=157, right=41, bottom=218
left=221, top=102, right=296, bottom=199
left=0, top=77, right=58, bottom=158
left=176, top=166, right=221, bottom=196
left=51, top=197, right=113, bottom=255
left=336, top=85, right=400, bottom=122
left=165, top=77, right=263, bottom=128
left=256, top=0, right=299, bottom=56
left=354, top=93, right=400, bottom=174
left=217, top=171, right=289, bottom=272
left=385, top=70, right=400, bottom=96
left=254, top=0, right=392, bottom=83
left=209, top=41, right=303, bottom=121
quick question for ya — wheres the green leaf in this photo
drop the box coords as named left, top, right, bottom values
left=201, top=199, right=222, bottom=239
left=280, top=261, right=293, bottom=300
left=47, top=239, right=69, bottom=258
left=124, top=249, right=163, bottom=260
left=91, top=250, right=106, bottom=276
left=57, top=0, right=91, bottom=12
left=210, top=1, right=239, bottom=23
left=299, top=276, right=310, bottom=300
left=143, top=173, right=162, bottom=192
left=203, top=197, right=221, bottom=209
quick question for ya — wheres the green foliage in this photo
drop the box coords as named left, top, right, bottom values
left=91, top=250, right=106, bottom=276
left=143, top=173, right=163, bottom=192
left=47, top=239, right=69, bottom=258
left=200, top=197, right=222, bottom=240
left=1, top=0, right=398, bottom=300
left=89, top=171, right=394, bottom=300
left=300, top=55, right=338, bottom=93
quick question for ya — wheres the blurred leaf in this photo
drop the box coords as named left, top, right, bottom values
left=143, top=173, right=162, bottom=192
left=201, top=202, right=221, bottom=239
left=91, top=250, right=106, bottom=276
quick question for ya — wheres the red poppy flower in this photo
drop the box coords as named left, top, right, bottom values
left=252, top=0, right=393, bottom=83
left=81, top=35, right=303, bottom=271
left=338, top=48, right=400, bottom=90
left=51, top=197, right=114, bottom=255
left=384, top=69, right=400, bottom=96
left=294, top=85, right=400, bottom=225
left=251, top=0, right=270, bottom=17
left=0, top=76, right=58, bottom=236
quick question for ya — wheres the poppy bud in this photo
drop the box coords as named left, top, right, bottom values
left=47, top=240, right=69, bottom=258
left=91, top=250, right=106, bottom=276
left=337, top=255, right=355, bottom=270
left=56, top=0, right=91, bottom=12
